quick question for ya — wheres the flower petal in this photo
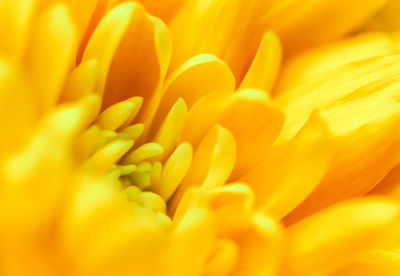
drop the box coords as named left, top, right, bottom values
left=276, top=56, right=400, bottom=222
left=25, top=4, right=78, bottom=112
left=182, top=89, right=284, bottom=179
left=282, top=198, right=400, bottom=276
left=0, top=0, right=34, bottom=62
left=241, top=112, right=331, bottom=219
left=168, top=0, right=271, bottom=80
left=275, top=32, right=397, bottom=95
left=240, top=31, right=282, bottom=94
left=263, top=0, right=388, bottom=54
left=170, top=125, right=236, bottom=214
left=151, top=54, right=235, bottom=133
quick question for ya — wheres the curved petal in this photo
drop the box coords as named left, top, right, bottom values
left=151, top=54, right=235, bottom=133
left=182, top=89, right=284, bottom=179
left=170, top=125, right=236, bottom=214
left=240, top=31, right=282, bottom=94
left=168, top=0, right=271, bottom=80
left=241, top=112, right=331, bottom=219
left=82, top=2, right=172, bottom=119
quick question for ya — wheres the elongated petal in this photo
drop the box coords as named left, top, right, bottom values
left=282, top=198, right=400, bottom=276
left=0, top=0, right=34, bottom=62
left=168, top=0, right=271, bottom=80
left=182, top=89, right=284, bottom=179
left=276, top=56, right=400, bottom=222
left=83, top=2, right=172, bottom=120
left=25, top=4, right=77, bottom=112
left=241, top=112, right=331, bottom=219
left=275, top=32, right=397, bottom=94
left=170, top=125, right=236, bottom=213
left=240, top=31, right=282, bottom=93
left=152, top=54, right=235, bottom=133
left=263, top=0, right=388, bottom=54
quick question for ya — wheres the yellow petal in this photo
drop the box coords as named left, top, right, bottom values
left=25, top=4, right=77, bottom=112
left=206, top=183, right=254, bottom=236
left=182, top=89, right=284, bottom=179
left=203, top=239, right=238, bottom=276
left=241, top=112, right=331, bottom=219
left=0, top=0, right=34, bottom=62
left=282, top=198, right=400, bottom=276
left=333, top=249, right=400, bottom=276
left=275, top=32, right=397, bottom=94
left=166, top=195, right=215, bottom=276
left=170, top=125, right=236, bottom=214
left=229, top=213, right=283, bottom=276
left=95, top=97, right=143, bottom=131
left=151, top=98, right=188, bottom=161
left=263, top=0, right=388, bottom=55
left=152, top=54, right=235, bottom=133
left=61, top=175, right=165, bottom=276
left=276, top=56, right=400, bottom=222
left=150, top=142, right=193, bottom=201
left=240, top=31, right=282, bottom=94
left=168, top=0, right=271, bottom=80
left=61, top=59, right=98, bottom=102
left=135, top=0, right=186, bottom=23
left=0, top=60, right=36, bottom=159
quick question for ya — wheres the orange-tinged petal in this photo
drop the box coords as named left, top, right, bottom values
left=275, top=32, right=397, bottom=95
left=182, top=89, right=284, bottom=179
left=282, top=198, right=400, bottom=276
left=170, top=125, right=236, bottom=214
left=135, top=0, right=186, bottom=23
left=168, top=0, right=271, bottom=80
left=369, top=164, right=400, bottom=197
left=83, top=2, right=172, bottom=122
left=82, top=2, right=132, bottom=96
left=263, top=0, right=388, bottom=55
left=240, top=31, right=282, bottom=94
left=25, top=4, right=78, bottom=112
left=151, top=54, right=235, bottom=133
left=241, top=112, right=331, bottom=219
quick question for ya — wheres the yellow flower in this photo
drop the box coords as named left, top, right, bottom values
left=0, top=1, right=400, bottom=276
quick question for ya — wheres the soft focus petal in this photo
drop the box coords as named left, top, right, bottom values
left=25, top=4, right=78, bottom=112
left=275, top=32, right=398, bottom=95
left=263, top=0, right=388, bottom=55
left=282, top=198, right=400, bottom=276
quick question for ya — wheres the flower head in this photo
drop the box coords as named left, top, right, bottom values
left=1, top=1, right=400, bottom=276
